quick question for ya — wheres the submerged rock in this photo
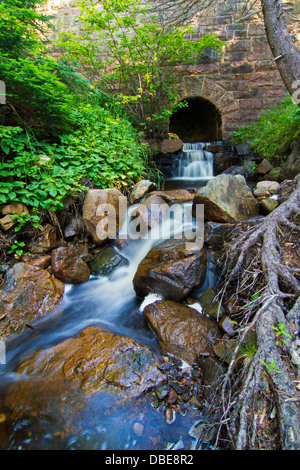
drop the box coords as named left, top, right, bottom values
left=133, top=239, right=207, bottom=302
left=193, top=174, right=259, bottom=223
left=89, top=247, right=129, bottom=276
left=0, top=263, right=64, bottom=339
left=143, top=300, right=222, bottom=364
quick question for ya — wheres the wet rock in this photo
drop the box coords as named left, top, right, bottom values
left=199, top=287, right=224, bottom=320
left=89, top=247, right=129, bottom=276
left=264, top=167, right=283, bottom=182
left=27, top=224, right=57, bottom=254
left=280, top=138, right=300, bottom=180
left=133, top=239, right=207, bottom=302
left=197, top=356, right=227, bottom=398
left=164, top=407, right=176, bottom=424
left=143, top=300, right=222, bottom=364
left=133, top=423, right=144, bottom=437
left=82, top=189, right=128, bottom=245
left=6, top=326, right=165, bottom=403
left=193, top=174, right=259, bottom=223
left=204, top=221, right=234, bottom=248
left=28, top=255, right=51, bottom=270
left=148, top=189, right=194, bottom=204
left=129, top=180, right=156, bottom=205
left=0, top=263, right=64, bottom=339
left=51, top=246, right=90, bottom=284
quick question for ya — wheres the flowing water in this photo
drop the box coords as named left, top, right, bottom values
left=0, top=143, right=221, bottom=451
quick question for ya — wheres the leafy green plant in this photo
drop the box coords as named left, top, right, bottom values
left=11, top=212, right=41, bottom=232
left=232, top=96, right=300, bottom=161
left=271, top=323, right=292, bottom=345
left=259, top=358, right=281, bottom=374
left=7, top=240, right=26, bottom=258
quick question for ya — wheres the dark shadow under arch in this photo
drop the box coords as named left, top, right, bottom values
left=169, top=97, right=222, bottom=142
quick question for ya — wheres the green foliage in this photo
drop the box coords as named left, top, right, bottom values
left=11, top=212, right=41, bottom=232
left=0, top=0, right=158, bottom=214
left=58, top=0, right=224, bottom=137
left=7, top=240, right=25, bottom=258
left=0, top=103, right=150, bottom=211
left=259, top=358, right=281, bottom=374
left=271, top=323, right=292, bottom=345
left=232, top=96, right=300, bottom=160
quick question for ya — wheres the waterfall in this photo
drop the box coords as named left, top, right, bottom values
left=171, top=142, right=214, bottom=180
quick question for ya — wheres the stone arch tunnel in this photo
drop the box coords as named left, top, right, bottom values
left=169, top=97, right=222, bottom=143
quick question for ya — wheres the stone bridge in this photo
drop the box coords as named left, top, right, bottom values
left=44, top=0, right=300, bottom=141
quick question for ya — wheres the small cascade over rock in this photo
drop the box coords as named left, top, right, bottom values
left=171, top=142, right=214, bottom=180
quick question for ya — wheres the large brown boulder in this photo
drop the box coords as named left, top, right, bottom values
left=51, top=246, right=90, bottom=284
left=143, top=300, right=222, bottom=364
left=0, top=263, right=64, bottom=339
left=5, top=326, right=165, bottom=407
left=82, top=189, right=128, bottom=245
left=133, top=239, right=207, bottom=301
left=192, top=174, right=259, bottom=223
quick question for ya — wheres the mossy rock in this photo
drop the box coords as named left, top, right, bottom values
left=89, top=247, right=129, bottom=276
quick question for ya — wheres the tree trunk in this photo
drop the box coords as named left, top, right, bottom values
left=261, top=0, right=300, bottom=102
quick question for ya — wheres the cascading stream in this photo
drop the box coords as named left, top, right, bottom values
left=171, top=142, right=214, bottom=180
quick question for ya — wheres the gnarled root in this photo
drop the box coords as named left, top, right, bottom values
left=205, top=176, right=300, bottom=450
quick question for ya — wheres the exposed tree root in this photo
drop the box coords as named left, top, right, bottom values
left=202, top=176, right=300, bottom=450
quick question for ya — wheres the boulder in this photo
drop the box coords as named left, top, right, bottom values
left=253, top=180, right=280, bottom=197
left=51, top=246, right=90, bottom=284
left=143, top=300, right=222, bottom=364
left=129, top=180, right=156, bottom=205
left=88, top=247, right=129, bottom=276
left=147, top=189, right=194, bottom=204
left=27, top=224, right=57, bottom=254
left=199, top=287, right=224, bottom=320
left=256, top=158, right=273, bottom=175
left=6, top=325, right=165, bottom=404
left=192, top=174, right=259, bottom=223
left=133, top=238, right=207, bottom=301
left=0, top=263, right=64, bottom=339
left=82, top=189, right=128, bottom=245
left=28, top=255, right=51, bottom=270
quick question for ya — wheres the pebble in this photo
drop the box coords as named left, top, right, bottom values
left=164, top=407, right=176, bottom=425
left=133, top=422, right=144, bottom=437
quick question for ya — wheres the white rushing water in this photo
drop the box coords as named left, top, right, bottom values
left=171, top=142, right=214, bottom=180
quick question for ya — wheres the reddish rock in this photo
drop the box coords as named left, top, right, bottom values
left=143, top=300, right=222, bottom=364
left=133, top=239, right=207, bottom=301
left=1, top=203, right=28, bottom=216
left=0, top=263, right=64, bottom=339
left=51, top=246, right=90, bottom=284
left=28, top=255, right=51, bottom=270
